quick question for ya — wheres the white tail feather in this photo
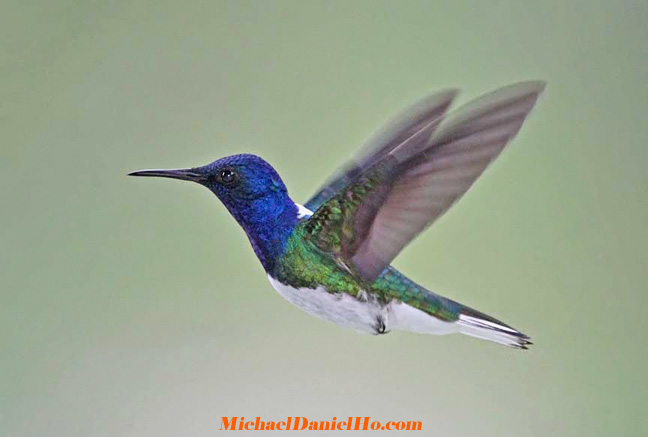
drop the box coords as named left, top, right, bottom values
left=457, top=315, right=532, bottom=349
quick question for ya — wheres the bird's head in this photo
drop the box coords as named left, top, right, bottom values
left=129, top=154, right=296, bottom=229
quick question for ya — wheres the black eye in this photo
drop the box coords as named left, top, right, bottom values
left=219, top=169, right=238, bottom=185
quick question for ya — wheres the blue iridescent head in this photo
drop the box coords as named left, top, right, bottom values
left=129, top=154, right=299, bottom=271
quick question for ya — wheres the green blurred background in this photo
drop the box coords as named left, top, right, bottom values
left=2, top=1, right=647, bottom=435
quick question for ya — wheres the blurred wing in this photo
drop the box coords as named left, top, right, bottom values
left=304, top=89, right=458, bottom=211
left=305, top=81, right=545, bottom=283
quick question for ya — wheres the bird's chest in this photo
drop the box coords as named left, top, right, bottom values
left=267, top=275, right=385, bottom=334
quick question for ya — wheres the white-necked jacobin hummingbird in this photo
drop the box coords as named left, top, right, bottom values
left=130, top=82, right=544, bottom=349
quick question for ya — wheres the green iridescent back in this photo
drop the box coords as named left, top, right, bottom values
left=272, top=221, right=461, bottom=322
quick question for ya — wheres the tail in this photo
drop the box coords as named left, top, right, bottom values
left=456, top=306, right=532, bottom=350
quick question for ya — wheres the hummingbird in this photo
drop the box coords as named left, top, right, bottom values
left=129, top=81, right=544, bottom=349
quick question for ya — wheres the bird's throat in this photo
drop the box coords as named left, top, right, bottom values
left=229, top=197, right=299, bottom=272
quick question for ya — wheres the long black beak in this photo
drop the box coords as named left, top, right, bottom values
left=128, top=168, right=205, bottom=182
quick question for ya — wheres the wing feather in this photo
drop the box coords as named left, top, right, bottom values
left=306, top=82, right=545, bottom=283
left=304, top=89, right=458, bottom=211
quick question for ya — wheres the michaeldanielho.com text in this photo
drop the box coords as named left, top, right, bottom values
left=220, top=417, right=422, bottom=431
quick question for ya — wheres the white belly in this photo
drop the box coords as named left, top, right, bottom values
left=267, top=275, right=383, bottom=333
left=267, top=275, right=458, bottom=335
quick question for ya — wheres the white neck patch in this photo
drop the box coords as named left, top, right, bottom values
left=295, top=203, right=313, bottom=219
